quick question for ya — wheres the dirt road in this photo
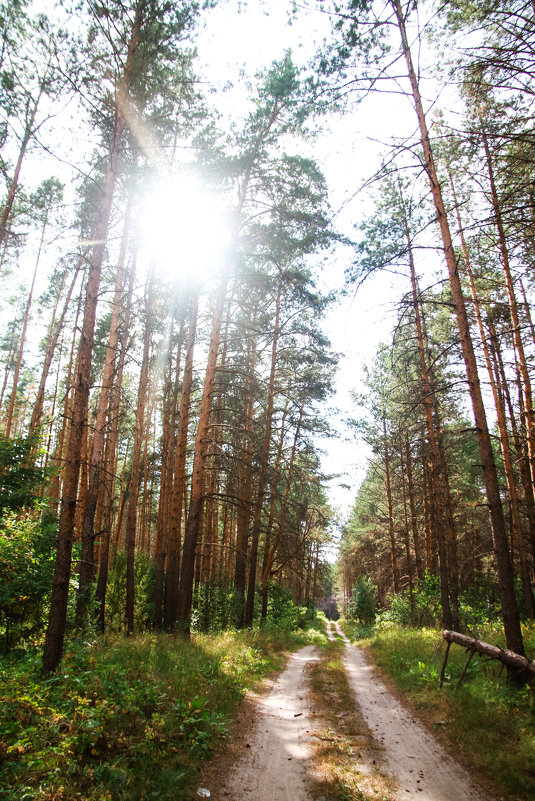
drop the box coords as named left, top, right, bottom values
left=332, top=621, right=494, bottom=801
left=210, top=645, right=319, bottom=800
left=203, top=625, right=495, bottom=801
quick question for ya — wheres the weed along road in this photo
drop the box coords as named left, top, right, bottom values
left=204, top=623, right=496, bottom=801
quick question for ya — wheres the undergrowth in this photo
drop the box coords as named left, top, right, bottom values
left=0, top=625, right=320, bottom=801
left=342, top=621, right=535, bottom=801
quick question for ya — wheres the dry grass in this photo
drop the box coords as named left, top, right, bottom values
left=307, top=638, right=395, bottom=801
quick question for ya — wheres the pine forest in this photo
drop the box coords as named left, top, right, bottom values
left=1, top=2, right=535, bottom=800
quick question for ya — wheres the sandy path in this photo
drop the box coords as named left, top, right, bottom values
left=331, top=621, right=495, bottom=801
left=214, top=645, right=319, bottom=801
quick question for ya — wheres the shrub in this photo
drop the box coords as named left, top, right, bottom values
left=0, top=507, right=56, bottom=650
left=349, top=575, right=376, bottom=627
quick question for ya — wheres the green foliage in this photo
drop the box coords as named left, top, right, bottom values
left=0, top=433, right=45, bottom=513
left=0, top=509, right=56, bottom=649
left=348, top=575, right=376, bottom=627
left=192, top=580, right=244, bottom=632
left=377, top=573, right=503, bottom=630
left=105, top=552, right=155, bottom=633
left=378, top=572, right=442, bottom=628
left=265, top=583, right=318, bottom=632
left=191, top=579, right=320, bottom=636
left=0, top=628, right=307, bottom=800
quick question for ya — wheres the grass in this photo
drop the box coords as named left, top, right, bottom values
left=307, top=636, right=395, bottom=801
left=341, top=620, right=535, bottom=801
left=0, top=625, right=319, bottom=801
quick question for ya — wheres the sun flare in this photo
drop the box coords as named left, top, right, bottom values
left=140, top=172, right=229, bottom=284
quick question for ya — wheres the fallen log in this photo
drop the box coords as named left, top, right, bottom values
left=441, top=630, right=535, bottom=686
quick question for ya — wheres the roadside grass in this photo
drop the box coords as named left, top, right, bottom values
left=0, top=624, right=322, bottom=801
left=308, top=636, right=395, bottom=801
left=341, top=620, right=535, bottom=801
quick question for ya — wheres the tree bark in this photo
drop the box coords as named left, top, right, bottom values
left=245, top=284, right=281, bottom=626
left=164, top=293, right=198, bottom=630
left=443, top=630, right=535, bottom=681
left=391, top=0, right=525, bottom=663
left=75, top=202, right=131, bottom=628
left=42, top=6, right=141, bottom=671
left=95, top=261, right=135, bottom=631
left=125, top=274, right=153, bottom=635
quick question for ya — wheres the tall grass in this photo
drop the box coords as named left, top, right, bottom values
left=0, top=625, right=320, bottom=801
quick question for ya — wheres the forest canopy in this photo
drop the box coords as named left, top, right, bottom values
left=0, top=0, right=534, bottom=679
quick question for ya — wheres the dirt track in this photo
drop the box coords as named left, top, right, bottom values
left=211, top=645, right=319, bottom=800
left=203, top=624, right=495, bottom=801
left=332, top=621, right=494, bottom=801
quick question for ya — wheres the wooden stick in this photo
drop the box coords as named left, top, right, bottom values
left=457, top=649, right=474, bottom=689
left=439, top=640, right=451, bottom=688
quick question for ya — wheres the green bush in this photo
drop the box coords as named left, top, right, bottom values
left=0, top=508, right=57, bottom=650
left=0, top=433, right=46, bottom=512
left=349, top=575, right=376, bottom=627
left=376, top=572, right=503, bottom=630
left=377, top=572, right=442, bottom=628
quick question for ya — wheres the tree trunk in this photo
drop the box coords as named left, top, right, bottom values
left=234, top=325, right=257, bottom=627
left=383, top=415, right=399, bottom=593
left=0, top=89, right=43, bottom=252
left=75, top=203, right=130, bottom=628
left=125, top=274, right=153, bottom=635
left=451, top=180, right=535, bottom=619
left=261, top=399, right=305, bottom=620
left=391, top=0, right=525, bottom=664
left=5, top=207, right=48, bottom=436
left=405, top=435, right=424, bottom=581
left=443, top=630, right=535, bottom=680
left=152, top=315, right=183, bottom=630
left=29, top=261, right=82, bottom=436
left=245, top=285, right=281, bottom=626
left=95, top=261, right=135, bottom=631
left=42, top=6, right=142, bottom=671
left=164, top=293, right=198, bottom=630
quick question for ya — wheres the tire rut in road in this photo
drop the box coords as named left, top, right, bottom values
left=214, top=645, right=319, bottom=801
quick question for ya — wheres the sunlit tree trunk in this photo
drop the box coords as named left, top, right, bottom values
left=41, top=4, right=142, bottom=671
left=125, top=276, right=153, bottom=635
left=164, top=293, right=198, bottom=630
left=94, top=261, right=135, bottom=631
left=75, top=205, right=131, bottom=628
left=391, top=0, right=525, bottom=663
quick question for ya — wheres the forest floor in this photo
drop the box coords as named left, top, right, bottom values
left=200, top=621, right=496, bottom=801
